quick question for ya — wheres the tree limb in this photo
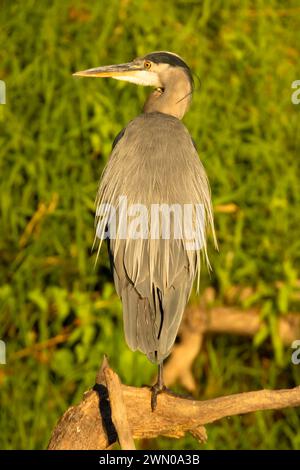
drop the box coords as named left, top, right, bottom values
left=48, top=360, right=300, bottom=450
left=100, top=357, right=135, bottom=450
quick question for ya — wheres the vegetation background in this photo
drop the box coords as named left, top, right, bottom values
left=0, top=0, right=300, bottom=450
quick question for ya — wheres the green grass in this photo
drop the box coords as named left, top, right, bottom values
left=0, top=0, right=300, bottom=450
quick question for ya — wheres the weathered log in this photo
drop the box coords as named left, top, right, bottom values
left=48, top=360, right=300, bottom=450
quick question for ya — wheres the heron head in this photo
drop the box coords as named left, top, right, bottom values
left=73, top=51, right=193, bottom=119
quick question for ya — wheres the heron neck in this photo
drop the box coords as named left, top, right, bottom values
left=143, top=69, right=192, bottom=120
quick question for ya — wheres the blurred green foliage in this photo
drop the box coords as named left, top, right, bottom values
left=0, top=0, right=300, bottom=450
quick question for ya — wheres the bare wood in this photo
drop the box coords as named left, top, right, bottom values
left=102, top=364, right=136, bottom=450
left=203, top=307, right=300, bottom=343
left=186, top=301, right=300, bottom=344
left=48, top=361, right=300, bottom=450
left=189, top=426, right=207, bottom=443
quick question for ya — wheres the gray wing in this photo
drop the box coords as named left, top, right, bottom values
left=109, top=237, right=196, bottom=363
left=97, top=112, right=215, bottom=363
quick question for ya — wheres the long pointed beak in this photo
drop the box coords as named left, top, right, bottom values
left=73, top=61, right=142, bottom=78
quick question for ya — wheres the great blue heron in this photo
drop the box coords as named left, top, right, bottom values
left=74, top=51, right=216, bottom=410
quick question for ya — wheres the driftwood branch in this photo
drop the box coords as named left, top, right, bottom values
left=48, top=359, right=300, bottom=450
left=99, top=357, right=135, bottom=450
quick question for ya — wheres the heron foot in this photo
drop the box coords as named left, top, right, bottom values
left=150, top=385, right=193, bottom=411
left=150, top=383, right=166, bottom=411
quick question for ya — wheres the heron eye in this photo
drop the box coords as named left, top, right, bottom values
left=144, top=61, right=151, bottom=70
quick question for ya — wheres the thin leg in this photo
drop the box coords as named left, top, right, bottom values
left=151, top=362, right=165, bottom=411
left=158, top=362, right=164, bottom=389
left=150, top=362, right=194, bottom=411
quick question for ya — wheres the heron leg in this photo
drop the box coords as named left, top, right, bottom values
left=151, top=362, right=165, bottom=411
left=150, top=362, right=194, bottom=411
